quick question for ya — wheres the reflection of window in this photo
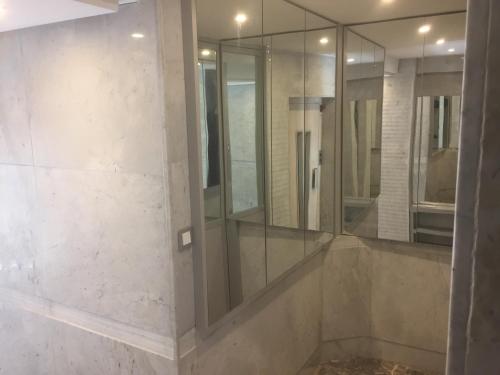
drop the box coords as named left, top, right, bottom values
left=412, top=95, right=462, bottom=246
left=414, top=95, right=461, bottom=205
left=432, top=96, right=451, bottom=150
left=345, top=99, right=380, bottom=200
left=198, top=47, right=223, bottom=222
left=198, top=60, right=220, bottom=189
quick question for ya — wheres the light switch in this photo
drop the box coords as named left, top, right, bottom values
left=179, top=228, right=193, bottom=250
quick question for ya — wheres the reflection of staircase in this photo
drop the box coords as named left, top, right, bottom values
left=412, top=202, right=454, bottom=246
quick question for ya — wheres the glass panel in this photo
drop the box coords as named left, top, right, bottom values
left=196, top=0, right=338, bottom=328
left=222, top=50, right=263, bottom=216
left=220, top=40, right=267, bottom=313
left=264, top=0, right=306, bottom=283
left=304, top=13, right=336, bottom=254
left=198, top=46, right=223, bottom=222
left=267, top=31, right=305, bottom=230
left=197, top=0, right=266, bottom=325
left=413, top=12, right=466, bottom=246
left=342, top=30, right=384, bottom=238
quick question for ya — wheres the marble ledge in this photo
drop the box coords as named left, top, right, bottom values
left=0, top=286, right=176, bottom=360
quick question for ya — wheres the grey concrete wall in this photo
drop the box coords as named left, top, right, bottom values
left=447, top=0, right=500, bottom=373
left=0, top=0, right=191, bottom=373
left=322, top=236, right=451, bottom=373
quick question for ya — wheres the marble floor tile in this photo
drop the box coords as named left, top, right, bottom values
left=300, top=357, right=441, bottom=375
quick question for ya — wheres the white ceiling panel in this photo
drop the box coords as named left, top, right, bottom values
left=0, top=0, right=119, bottom=33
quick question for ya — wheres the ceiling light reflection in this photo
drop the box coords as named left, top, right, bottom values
left=131, top=33, right=145, bottom=39
left=319, top=37, right=329, bottom=45
left=418, top=24, right=431, bottom=34
left=436, top=38, right=445, bottom=45
left=235, top=13, right=247, bottom=24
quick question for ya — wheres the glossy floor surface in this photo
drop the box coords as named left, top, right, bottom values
left=301, top=357, right=440, bottom=375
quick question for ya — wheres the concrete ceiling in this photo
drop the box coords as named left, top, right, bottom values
left=0, top=0, right=122, bottom=33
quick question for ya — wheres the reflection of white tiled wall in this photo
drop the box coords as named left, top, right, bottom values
left=378, top=59, right=417, bottom=242
left=269, top=52, right=335, bottom=227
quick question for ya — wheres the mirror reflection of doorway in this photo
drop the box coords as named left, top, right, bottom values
left=289, top=98, right=324, bottom=231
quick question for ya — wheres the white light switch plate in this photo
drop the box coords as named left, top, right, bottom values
left=178, top=228, right=193, bottom=250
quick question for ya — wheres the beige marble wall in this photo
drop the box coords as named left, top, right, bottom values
left=322, top=236, right=451, bottom=373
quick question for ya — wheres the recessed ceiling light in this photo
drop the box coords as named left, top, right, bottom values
left=448, top=48, right=456, bottom=53
left=131, top=33, right=145, bottom=39
left=235, top=13, right=247, bottom=24
left=381, top=0, right=395, bottom=4
left=201, top=49, right=211, bottom=56
left=436, top=38, right=445, bottom=45
left=347, top=58, right=355, bottom=63
left=319, top=37, right=329, bottom=45
left=418, top=24, right=431, bottom=34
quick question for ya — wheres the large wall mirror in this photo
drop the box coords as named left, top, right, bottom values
left=196, top=0, right=337, bottom=327
left=343, top=12, right=466, bottom=245
left=195, top=0, right=466, bottom=329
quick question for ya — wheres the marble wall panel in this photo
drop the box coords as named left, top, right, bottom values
left=367, top=239, right=451, bottom=355
left=322, top=236, right=371, bottom=341
left=322, top=236, right=451, bottom=373
left=0, top=0, right=175, bottom=341
left=33, top=168, right=171, bottom=335
left=0, top=33, right=32, bottom=165
left=0, top=165, right=37, bottom=295
left=180, top=255, right=323, bottom=375
left=18, top=0, right=164, bottom=175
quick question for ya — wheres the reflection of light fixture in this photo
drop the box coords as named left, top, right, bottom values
left=418, top=24, right=431, bottom=34
left=319, top=37, right=329, bottom=45
left=131, top=33, right=145, bottom=39
left=347, top=58, right=355, bottom=63
left=436, top=38, right=445, bottom=45
left=448, top=48, right=456, bottom=53
left=201, top=49, right=211, bottom=56
left=235, top=13, right=247, bottom=24
left=0, top=5, right=6, bottom=17
left=381, top=0, right=395, bottom=4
